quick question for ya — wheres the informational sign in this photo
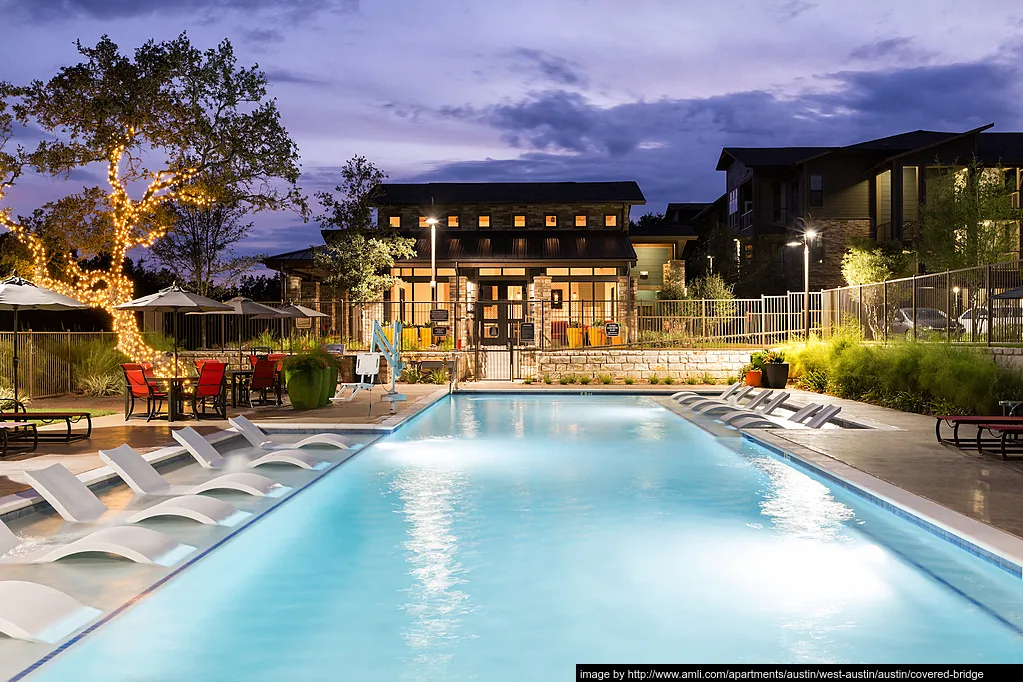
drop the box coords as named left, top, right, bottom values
left=429, top=308, right=449, bottom=322
left=295, top=317, right=312, bottom=329
left=432, top=326, right=449, bottom=337
left=321, top=343, right=346, bottom=354
left=519, top=322, right=535, bottom=343
left=605, top=322, right=620, bottom=338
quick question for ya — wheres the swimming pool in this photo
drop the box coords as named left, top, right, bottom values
left=21, top=395, right=1023, bottom=679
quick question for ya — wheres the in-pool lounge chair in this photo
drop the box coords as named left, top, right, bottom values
left=694, top=389, right=774, bottom=415
left=671, top=382, right=742, bottom=405
left=1, top=517, right=194, bottom=567
left=732, top=403, right=842, bottom=430
left=174, top=426, right=329, bottom=471
left=685, top=385, right=755, bottom=412
left=718, top=391, right=791, bottom=424
left=100, top=445, right=290, bottom=498
left=24, top=464, right=250, bottom=527
left=229, top=416, right=354, bottom=451
left=0, top=581, right=101, bottom=644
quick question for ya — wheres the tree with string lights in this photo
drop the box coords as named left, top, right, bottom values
left=0, top=34, right=304, bottom=367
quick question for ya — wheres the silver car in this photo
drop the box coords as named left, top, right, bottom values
left=890, top=307, right=961, bottom=337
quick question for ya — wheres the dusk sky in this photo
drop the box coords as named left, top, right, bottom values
left=2, top=0, right=1023, bottom=261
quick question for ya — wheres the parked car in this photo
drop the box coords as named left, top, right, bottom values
left=890, top=308, right=962, bottom=337
left=957, top=306, right=1023, bottom=337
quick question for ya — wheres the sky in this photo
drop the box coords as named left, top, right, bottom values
left=1, top=0, right=1023, bottom=263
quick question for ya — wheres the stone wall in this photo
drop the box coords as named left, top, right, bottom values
left=803, top=218, right=873, bottom=291
left=989, top=347, right=1023, bottom=372
left=533, top=349, right=751, bottom=382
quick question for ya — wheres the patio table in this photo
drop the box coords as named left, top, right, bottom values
left=228, top=369, right=253, bottom=408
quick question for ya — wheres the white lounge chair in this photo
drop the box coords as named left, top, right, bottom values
left=695, top=389, right=773, bottom=415
left=686, top=385, right=755, bottom=412
left=23, top=464, right=250, bottom=527
left=229, top=416, right=354, bottom=451
left=671, top=382, right=741, bottom=404
left=2, top=518, right=195, bottom=567
left=0, top=581, right=101, bottom=644
left=718, top=391, right=791, bottom=424
left=731, top=402, right=829, bottom=429
left=100, top=445, right=289, bottom=499
left=174, top=426, right=329, bottom=471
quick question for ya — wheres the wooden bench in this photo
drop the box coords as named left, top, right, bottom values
left=1, top=422, right=38, bottom=459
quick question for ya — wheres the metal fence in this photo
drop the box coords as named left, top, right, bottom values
left=0, top=331, right=119, bottom=400
left=821, top=260, right=1023, bottom=345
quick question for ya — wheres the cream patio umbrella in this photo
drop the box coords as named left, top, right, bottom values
left=276, top=302, right=329, bottom=352
left=0, top=275, right=89, bottom=406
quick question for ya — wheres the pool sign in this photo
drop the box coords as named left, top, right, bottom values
left=519, top=322, right=535, bottom=343
left=432, top=326, right=449, bottom=337
left=294, top=317, right=312, bottom=329
left=605, top=322, right=620, bottom=337
left=429, top=309, right=449, bottom=322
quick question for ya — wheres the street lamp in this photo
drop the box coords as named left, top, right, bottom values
left=787, top=218, right=817, bottom=340
left=425, top=217, right=439, bottom=303
left=706, top=254, right=714, bottom=274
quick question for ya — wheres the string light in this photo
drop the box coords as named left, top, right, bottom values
left=0, top=135, right=209, bottom=377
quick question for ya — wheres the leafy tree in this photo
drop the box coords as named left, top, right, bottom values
left=0, top=34, right=304, bottom=366
left=684, top=273, right=735, bottom=301
left=313, top=156, right=415, bottom=302
left=630, top=212, right=664, bottom=228
left=150, top=197, right=261, bottom=297
left=917, top=157, right=1022, bottom=271
left=841, top=239, right=911, bottom=285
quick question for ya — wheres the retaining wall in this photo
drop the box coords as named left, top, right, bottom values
left=533, top=349, right=751, bottom=382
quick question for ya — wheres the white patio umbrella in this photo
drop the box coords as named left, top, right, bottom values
left=277, top=302, right=329, bottom=353
left=114, top=284, right=232, bottom=375
left=0, top=275, right=89, bottom=406
left=187, top=297, right=290, bottom=351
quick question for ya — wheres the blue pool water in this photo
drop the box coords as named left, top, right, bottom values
left=24, top=395, right=1023, bottom=679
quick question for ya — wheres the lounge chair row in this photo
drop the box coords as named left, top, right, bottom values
left=0, top=417, right=355, bottom=645
left=670, top=383, right=843, bottom=430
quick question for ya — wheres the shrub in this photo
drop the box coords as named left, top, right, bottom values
left=598, top=373, right=613, bottom=385
left=400, top=366, right=424, bottom=383
left=649, top=374, right=661, bottom=384
left=685, top=375, right=700, bottom=385
left=523, top=377, right=533, bottom=384
left=543, top=373, right=553, bottom=385
left=664, top=376, right=676, bottom=385
left=430, top=369, right=450, bottom=385
left=579, top=375, right=592, bottom=385
left=79, top=373, right=123, bottom=397
left=624, top=377, right=635, bottom=385
left=700, top=372, right=715, bottom=385
left=559, top=374, right=573, bottom=385
left=283, top=352, right=328, bottom=374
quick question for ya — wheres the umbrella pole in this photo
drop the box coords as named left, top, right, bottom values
left=11, top=307, right=19, bottom=407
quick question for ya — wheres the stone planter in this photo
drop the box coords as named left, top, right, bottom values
left=745, top=370, right=762, bottom=387
left=567, top=327, right=584, bottom=348
left=286, top=368, right=325, bottom=410
left=317, top=366, right=338, bottom=406
left=763, top=363, right=789, bottom=389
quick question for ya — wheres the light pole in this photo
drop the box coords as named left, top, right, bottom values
left=425, top=217, right=439, bottom=304
left=706, top=254, right=714, bottom=275
left=787, top=218, right=817, bottom=340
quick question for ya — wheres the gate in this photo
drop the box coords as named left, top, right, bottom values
left=473, top=299, right=533, bottom=380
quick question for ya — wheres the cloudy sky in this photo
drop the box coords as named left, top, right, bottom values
left=2, top=0, right=1023, bottom=259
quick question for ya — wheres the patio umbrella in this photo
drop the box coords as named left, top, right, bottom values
left=0, top=274, right=89, bottom=406
left=187, top=297, right=290, bottom=351
left=277, top=302, right=329, bottom=352
left=114, top=284, right=231, bottom=375
left=993, top=287, right=1023, bottom=299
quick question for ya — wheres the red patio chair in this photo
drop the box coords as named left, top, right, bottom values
left=122, top=365, right=168, bottom=422
left=240, top=359, right=281, bottom=408
left=192, top=361, right=228, bottom=419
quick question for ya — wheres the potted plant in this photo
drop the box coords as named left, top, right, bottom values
left=740, top=363, right=761, bottom=387
left=312, top=348, right=342, bottom=406
left=283, top=352, right=328, bottom=410
left=566, top=321, right=584, bottom=348
left=587, top=319, right=606, bottom=347
left=401, top=325, right=419, bottom=350
left=763, top=350, right=789, bottom=389
left=421, top=320, right=434, bottom=348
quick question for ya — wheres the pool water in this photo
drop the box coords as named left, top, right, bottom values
left=24, top=396, right=1023, bottom=679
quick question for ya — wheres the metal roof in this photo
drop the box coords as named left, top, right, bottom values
left=374, top=181, right=646, bottom=205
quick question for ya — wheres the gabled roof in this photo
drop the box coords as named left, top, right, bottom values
left=374, top=181, right=645, bottom=205
left=841, top=130, right=962, bottom=152
left=976, top=133, right=1023, bottom=165
left=716, top=147, right=836, bottom=171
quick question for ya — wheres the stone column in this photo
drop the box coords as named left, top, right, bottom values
left=300, top=281, right=321, bottom=336
left=448, top=275, right=469, bottom=350
left=532, top=275, right=552, bottom=348
left=615, top=275, right=637, bottom=342
left=663, top=260, right=686, bottom=296
left=286, top=275, right=302, bottom=302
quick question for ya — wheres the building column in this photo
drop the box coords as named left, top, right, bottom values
left=616, top=275, right=637, bottom=342
left=531, top=275, right=552, bottom=347
left=891, top=162, right=904, bottom=242
left=662, top=260, right=686, bottom=296
left=300, top=281, right=322, bottom=336
left=286, top=275, right=302, bottom=302
left=448, top=275, right=469, bottom=350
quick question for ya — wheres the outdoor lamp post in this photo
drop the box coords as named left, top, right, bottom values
left=787, top=218, right=817, bottom=340
left=425, top=217, right=439, bottom=303
left=707, top=254, right=714, bottom=275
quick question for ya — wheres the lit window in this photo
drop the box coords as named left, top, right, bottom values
left=514, top=215, right=526, bottom=227
left=575, top=215, right=587, bottom=227
left=546, top=215, right=557, bottom=227
left=419, top=216, right=428, bottom=228
left=448, top=215, right=459, bottom=227
left=809, top=174, right=824, bottom=208
left=570, top=268, right=592, bottom=276
left=479, top=268, right=502, bottom=275
left=604, top=215, right=617, bottom=227
left=437, top=268, right=457, bottom=276
left=503, top=268, right=526, bottom=276
left=594, top=267, right=617, bottom=275
left=546, top=267, right=569, bottom=276
left=389, top=216, right=401, bottom=228
left=478, top=215, right=490, bottom=228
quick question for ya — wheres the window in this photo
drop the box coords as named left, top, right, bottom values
left=389, top=216, right=401, bottom=228
left=478, top=215, right=490, bottom=228
left=809, top=174, right=824, bottom=208
left=546, top=267, right=569, bottom=276
left=447, top=215, right=458, bottom=228
left=418, top=216, right=428, bottom=228
left=514, top=215, right=526, bottom=227
left=810, top=233, right=825, bottom=263
left=546, top=215, right=557, bottom=227
left=594, top=267, right=617, bottom=275
left=437, top=268, right=457, bottom=276
left=503, top=268, right=526, bottom=276
left=570, top=268, right=593, bottom=276
left=728, top=188, right=739, bottom=215
left=479, top=268, right=502, bottom=276
left=575, top=215, right=587, bottom=227
left=604, top=215, right=617, bottom=227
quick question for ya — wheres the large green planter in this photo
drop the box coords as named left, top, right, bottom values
left=317, top=366, right=338, bottom=407
left=286, top=368, right=325, bottom=410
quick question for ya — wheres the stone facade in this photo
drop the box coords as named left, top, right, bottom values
left=800, top=218, right=873, bottom=291
left=532, top=349, right=751, bottom=382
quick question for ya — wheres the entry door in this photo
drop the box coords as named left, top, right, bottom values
left=477, top=281, right=525, bottom=346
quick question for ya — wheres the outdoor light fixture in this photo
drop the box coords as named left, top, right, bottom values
left=953, top=286, right=960, bottom=294
left=789, top=218, right=815, bottom=340
left=639, top=270, right=649, bottom=280
left=425, top=217, right=439, bottom=302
